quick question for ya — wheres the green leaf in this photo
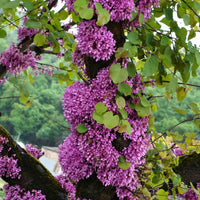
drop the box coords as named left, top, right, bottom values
left=194, top=119, right=199, bottom=130
left=189, top=102, right=200, bottom=114
left=135, top=102, right=151, bottom=117
left=188, top=29, right=196, bottom=40
left=195, top=50, right=200, bottom=66
left=116, top=96, right=126, bottom=109
left=143, top=55, right=159, bottom=76
left=118, top=155, right=131, bottom=170
left=115, top=47, right=129, bottom=59
left=190, top=182, right=199, bottom=195
left=139, top=13, right=144, bottom=24
left=183, top=14, right=190, bottom=26
left=123, top=42, right=137, bottom=57
left=109, top=64, right=128, bottom=83
left=178, top=184, right=188, bottom=194
left=118, top=119, right=131, bottom=134
left=0, top=0, right=20, bottom=8
left=29, top=74, right=34, bottom=84
left=73, top=0, right=93, bottom=20
left=33, top=34, right=46, bottom=46
left=64, top=51, right=72, bottom=62
left=173, top=109, right=186, bottom=115
left=77, top=123, right=88, bottom=134
left=0, top=29, right=7, bottom=38
left=23, top=1, right=34, bottom=11
left=148, top=115, right=155, bottom=130
left=194, top=1, right=200, bottom=10
left=142, top=187, right=151, bottom=197
left=52, top=41, right=60, bottom=53
left=58, top=10, right=69, bottom=20
left=151, top=104, right=157, bottom=113
left=19, top=93, right=28, bottom=104
left=118, top=83, right=132, bottom=96
left=19, top=85, right=29, bottom=97
left=129, top=9, right=138, bottom=21
left=127, top=31, right=139, bottom=45
left=95, top=102, right=107, bottom=114
left=166, top=77, right=178, bottom=94
left=157, top=189, right=169, bottom=200
left=95, top=3, right=110, bottom=26
left=103, top=111, right=119, bottom=129
left=127, top=62, right=136, bottom=77
left=139, top=96, right=150, bottom=107
left=146, top=33, right=155, bottom=47
left=164, top=8, right=173, bottom=20
left=25, top=19, right=42, bottom=29
left=177, top=5, right=185, bottom=18
left=93, top=111, right=104, bottom=124
left=118, top=109, right=128, bottom=120
left=176, top=87, right=186, bottom=101
left=160, top=35, right=169, bottom=46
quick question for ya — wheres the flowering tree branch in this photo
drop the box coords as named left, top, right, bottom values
left=0, top=125, right=68, bottom=200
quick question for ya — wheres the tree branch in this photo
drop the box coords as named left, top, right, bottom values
left=152, top=114, right=200, bottom=144
left=0, top=125, right=68, bottom=200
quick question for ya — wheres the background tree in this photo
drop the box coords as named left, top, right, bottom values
left=0, top=0, right=200, bottom=199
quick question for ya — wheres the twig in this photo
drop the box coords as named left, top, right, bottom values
left=145, top=80, right=200, bottom=88
left=77, top=72, right=90, bottom=85
left=181, top=0, right=200, bottom=18
left=41, top=111, right=71, bottom=131
left=152, top=115, right=200, bottom=144
left=0, top=96, right=20, bottom=100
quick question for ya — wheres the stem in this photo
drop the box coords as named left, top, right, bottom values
left=181, top=0, right=200, bottom=18
left=0, top=96, right=20, bottom=100
left=41, top=111, right=71, bottom=131
left=152, top=114, right=200, bottom=143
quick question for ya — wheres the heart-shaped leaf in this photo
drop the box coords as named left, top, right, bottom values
left=77, top=123, right=88, bottom=134
left=109, top=64, right=128, bottom=83
left=103, top=111, right=119, bottom=129
left=118, top=155, right=131, bottom=170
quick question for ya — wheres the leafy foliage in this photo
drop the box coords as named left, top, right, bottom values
left=1, top=0, right=200, bottom=199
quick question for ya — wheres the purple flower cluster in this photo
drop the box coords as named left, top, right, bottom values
left=17, top=17, right=38, bottom=42
left=178, top=183, right=200, bottom=200
left=64, top=0, right=159, bottom=28
left=74, top=20, right=116, bottom=62
left=0, top=136, right=46, bottom=199
left=56, top=174, right=88, bottom=200
left=60, top=67, right=150, bottom=199
left=25, top=144, right=44, bottom=159
left=3, top=184, right=46, bottom=200
left=64, top=0, right=135, bottom=22
left=0, top=136, right=21, bottom=179
left=128, top=0, right=160, bottom=29
left=0, top=43, right=40, bottom=77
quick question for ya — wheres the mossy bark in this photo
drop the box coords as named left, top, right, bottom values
left=0, top=125, right=68, bottom=200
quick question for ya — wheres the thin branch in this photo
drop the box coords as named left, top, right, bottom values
left=146, top=144, right=176, bottom=156
left=152, top=114, right=200, bottom=144
left=135, top=44, right=182, bottom=81
left=145, top=80, right=200, bottom=88
left=181, top=0, right=200, bottom=18
left=0, top=96, right=20, bottom=100
left=77, top=72, right=90, bottom=85
left=40, top=111, right=71, bottom=131
left=162, top=80, right=200, bottom=88
left=145, top=23, right=174, bottom=40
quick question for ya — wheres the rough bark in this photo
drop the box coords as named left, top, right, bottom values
left=173, top=152, right=200, bottom=187
left=0, top=125, right=68, bottom=200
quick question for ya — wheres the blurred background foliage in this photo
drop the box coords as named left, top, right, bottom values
left=0, top=29, right=70, bottom=147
